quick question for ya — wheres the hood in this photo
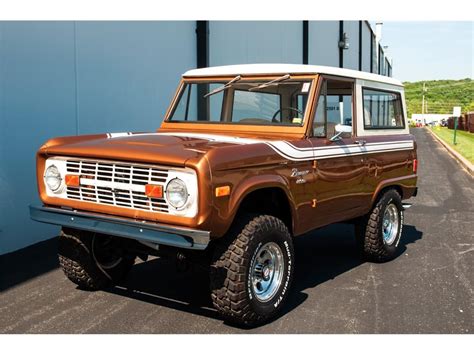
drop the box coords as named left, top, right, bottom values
left=40, top=131, right=267, bottom=167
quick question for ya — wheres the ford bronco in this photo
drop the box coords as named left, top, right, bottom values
left=31, top=64, right=418, bottom=326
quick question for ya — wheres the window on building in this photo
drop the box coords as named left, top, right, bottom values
left=363, top=88, right=404, bottom=129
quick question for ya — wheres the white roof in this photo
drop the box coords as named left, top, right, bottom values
left=184, top=63, right=403, bottom=86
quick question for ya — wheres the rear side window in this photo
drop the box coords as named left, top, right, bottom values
left=363, top=88, right=404, bottom=129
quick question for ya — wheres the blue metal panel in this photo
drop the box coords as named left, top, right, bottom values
left=0, top=21, right=195, bottom=254
left=362, top=22, right=372, bottom=73
left=74, top=21, right=195, bottom=134
left=308, top=21, right=339, bottom=66
left=0, top=22, right=77, bottom=254
left=342, top=21, right=360, bottom=71
left=209, top=21, right=303, bottom=66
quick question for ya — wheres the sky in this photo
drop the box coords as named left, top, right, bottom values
left=380, top=21, right=473, bottom=82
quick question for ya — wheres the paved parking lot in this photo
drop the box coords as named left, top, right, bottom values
left=1, top=128, right=472, bottom=333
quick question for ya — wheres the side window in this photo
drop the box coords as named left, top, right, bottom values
left=313, top=79, right=354, bottom=138
left=363, top=89, right=404, bottom=129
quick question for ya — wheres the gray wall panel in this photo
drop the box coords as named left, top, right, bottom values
left=362, top=22, right=372, bottom=72
left=210, top=21, right=302, bottom=66
left=342, top=21, right=359, bottom=70
left=308, top=21, right=339, bottom=66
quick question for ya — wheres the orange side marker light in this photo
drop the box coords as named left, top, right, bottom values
left=215, top=185, right=231, bottom=197
left=145, top=184, right=163, bottom=198
left=65, top=174, right=80, bottom=187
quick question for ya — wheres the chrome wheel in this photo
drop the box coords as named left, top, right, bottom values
left=382, top=203, right=400, bottom=245
left=250, top=242, right=284, bottom=302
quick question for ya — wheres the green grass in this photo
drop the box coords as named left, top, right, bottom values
left=430, top=127, right=474, bottom=163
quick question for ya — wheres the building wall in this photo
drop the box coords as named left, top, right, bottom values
left=308, top=21, right=339, bottom=66
left=209, top=21, right=303, bottom=66
left=0, top=21, right=196, bottom=254
left=0, top=20, right=392, bottom=254
left=342, top=21, right=359, bottom=70
left=361, top=22, right=372, bottom=73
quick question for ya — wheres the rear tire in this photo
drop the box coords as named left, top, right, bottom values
left=210, top=215, right=294, bottom=327
left=355, top=189, right=404, bottom=262
left=58, top=228, right=135, bottom=290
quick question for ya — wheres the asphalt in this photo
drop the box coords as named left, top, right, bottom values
left=1, top=128, right=472, bottom=334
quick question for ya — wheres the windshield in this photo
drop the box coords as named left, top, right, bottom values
left=168, top=78, right=312, bottom=126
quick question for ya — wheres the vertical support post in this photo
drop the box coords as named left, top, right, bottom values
left=358, top=21, right=362, bottom=71
left=370, top=31, right=374, bottom=73
left=339, top=21, right=344, bottom=68
left=196, top=21, right=209, bottom=121
left=303, top=21, right=309, bottom=65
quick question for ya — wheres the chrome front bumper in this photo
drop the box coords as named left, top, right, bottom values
left=29, top=205, right=210, bottom=250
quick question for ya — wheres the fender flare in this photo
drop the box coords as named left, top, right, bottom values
left=226, top=174, right=298, bottom=233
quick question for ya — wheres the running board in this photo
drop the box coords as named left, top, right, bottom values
left=402, top=203, right=413, bottom=210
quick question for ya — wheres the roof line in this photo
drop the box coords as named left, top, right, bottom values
left=183, top=64, right=403, bottom=86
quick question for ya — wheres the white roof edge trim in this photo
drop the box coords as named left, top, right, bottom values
left=183, top=64, right=403, bottom=87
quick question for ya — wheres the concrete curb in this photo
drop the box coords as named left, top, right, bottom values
left=426, top=127, right=474, bottom=177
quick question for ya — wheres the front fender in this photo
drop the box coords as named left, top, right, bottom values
left=210, top=173, right=297, bottom=238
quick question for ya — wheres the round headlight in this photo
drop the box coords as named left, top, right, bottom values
left=44, top=165, right=63, bottom=192
left=166, top=178, right=188, bottom=209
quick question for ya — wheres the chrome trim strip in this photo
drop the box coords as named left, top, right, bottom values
left=29, top=205, right=210, bottom=250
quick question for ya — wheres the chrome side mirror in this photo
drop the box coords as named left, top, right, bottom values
left=329, top=124, right=352, bottom=141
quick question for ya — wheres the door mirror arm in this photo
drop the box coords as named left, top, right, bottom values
left=329, top=124, right=352, bottom=142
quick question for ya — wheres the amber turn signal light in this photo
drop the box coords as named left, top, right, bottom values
left=145, top=184, right=163, bottom=198
left=65, top=174, right=80, bottom=187
left=215, top=185, right=231, bottom=197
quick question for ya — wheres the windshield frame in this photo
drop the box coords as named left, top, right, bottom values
left=161, top=74, right=319, bottom=137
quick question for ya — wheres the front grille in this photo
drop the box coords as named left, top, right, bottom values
left=65, top=158, right=169, bottom=213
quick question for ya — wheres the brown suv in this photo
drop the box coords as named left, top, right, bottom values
left=31, top=64, right=418, bottom=326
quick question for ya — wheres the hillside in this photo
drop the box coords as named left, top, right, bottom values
left=403, top=78, right=474, bottom=117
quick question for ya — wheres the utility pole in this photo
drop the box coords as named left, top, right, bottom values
left=422, top=82, right=426, bottom=125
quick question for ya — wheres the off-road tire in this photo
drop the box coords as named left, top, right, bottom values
left=210, top=215, right=294, bottom=327
left=355, top=189, right=404, bottom=262
left=58, top=228, right=135, bottom=290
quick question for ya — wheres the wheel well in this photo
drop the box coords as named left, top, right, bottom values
left=375, top=185, right=403, bottom=203
left=237, top=188, right=293, bottom=234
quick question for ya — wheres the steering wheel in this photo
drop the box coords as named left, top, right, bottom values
left=272, top=107, right=304, bottom=122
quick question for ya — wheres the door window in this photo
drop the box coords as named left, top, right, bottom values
left=313, top=79, right=354, bottom=138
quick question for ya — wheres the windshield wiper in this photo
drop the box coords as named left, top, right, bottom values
left=203, top=75, right=241, bottom=98
left=249, top=74, right=291, bottom=91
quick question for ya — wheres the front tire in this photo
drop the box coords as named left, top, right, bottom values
left=355, top=189, right=404, bottom=262
left=210, top=215, right=294, bottom=326
left=58, top=228, right=135, bottom=290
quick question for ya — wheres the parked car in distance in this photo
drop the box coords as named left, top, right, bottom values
left=31, top=64, right=418, bottom=326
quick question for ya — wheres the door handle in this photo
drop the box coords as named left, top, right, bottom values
left=355, top=139, right=367, bottom=146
